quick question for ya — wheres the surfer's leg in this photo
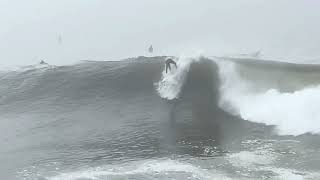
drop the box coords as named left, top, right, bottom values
left=174, top=62, right=177, bottom=69
left=166, top=64, right=168, bottom=73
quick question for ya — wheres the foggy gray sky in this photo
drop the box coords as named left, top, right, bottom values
left=1, top=0, right=320, bottom=66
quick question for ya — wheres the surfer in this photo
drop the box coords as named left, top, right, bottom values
left=148, top=45, right=153, bottom=53
left=40, top=60, right=47, bottom=65
left=165, top=58, right=177, bottom=73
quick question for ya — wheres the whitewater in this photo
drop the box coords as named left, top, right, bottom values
left=157, top=56, right=320, bottom=136
left=0, top=56, right=319, bottom=180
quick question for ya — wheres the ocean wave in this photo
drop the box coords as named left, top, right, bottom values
left=1, top=56, right=320, bottom=136
left=215, top=58, right=320, bottom=135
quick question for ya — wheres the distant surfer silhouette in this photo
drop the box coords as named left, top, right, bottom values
left=148, top=45, right=153, bottom=53
left=165, top=58, right=177, bottom=73
left=40, top=60, right=47, bottom=65
left=58, top=34, right=63, bottom=45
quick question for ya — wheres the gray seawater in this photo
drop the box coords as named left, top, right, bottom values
left=0, top=57, right=319, bottom=180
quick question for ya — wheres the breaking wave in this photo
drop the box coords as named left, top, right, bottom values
left=1, top=56, right=320, bottom=136
left=216, top=58, right=320, bottom=135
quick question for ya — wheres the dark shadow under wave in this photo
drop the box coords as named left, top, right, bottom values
left=161, top=58, right=275, bottom=156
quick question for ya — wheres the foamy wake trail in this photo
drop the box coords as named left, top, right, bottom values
left=156, top=56, right=198, bottom=100
left=215, top=59, right=320, bottom=136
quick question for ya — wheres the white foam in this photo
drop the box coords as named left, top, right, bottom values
left=156, top=56, right=200, bottom=100
left=268, top=168, right=304, bottom=180
left=227, top=151, right=275, bottom=167
left=215, top=59, right=320, bottom=135
left=227, top=150, right=320, bottom=180
left=265, top=167, right=320, bottom=180
left=48, top=159, right=230, bottom=180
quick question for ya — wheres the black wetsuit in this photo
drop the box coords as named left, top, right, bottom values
left=165, top=58, right=177, bottom=73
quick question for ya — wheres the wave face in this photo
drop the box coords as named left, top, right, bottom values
left=1, top=56, right=320, bottom=180
left=0, top=57, right=164, bottom=114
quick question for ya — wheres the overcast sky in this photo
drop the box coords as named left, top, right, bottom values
left=0, top=0, right=320, bottom=66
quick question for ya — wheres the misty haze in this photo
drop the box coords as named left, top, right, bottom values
left=0, top=1, right=320, bottom=180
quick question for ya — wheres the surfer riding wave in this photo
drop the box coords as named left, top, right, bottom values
left=165, top=58, right=178, bottom=73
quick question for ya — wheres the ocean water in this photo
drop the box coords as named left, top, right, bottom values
left=0, top=56, right=319, bottom=180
